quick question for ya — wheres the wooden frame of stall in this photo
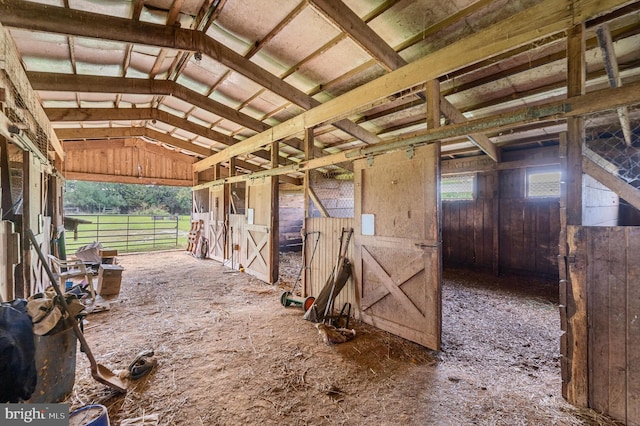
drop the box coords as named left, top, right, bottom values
left=0, top=22, right=64, bottom=299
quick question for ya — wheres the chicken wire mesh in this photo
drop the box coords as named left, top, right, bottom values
left=308, top=169, right=354, bottom=218
left=7, top=78, right=52, bottom=158
left=3, top=147, right=24, bottom=218
left=442, top=174, right=474, bottom=200
left=584, top=103, right=640, bottom=189
left=527, top=170, right=561, bottom=198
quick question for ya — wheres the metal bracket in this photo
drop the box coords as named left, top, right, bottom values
left=406, top=145, right=414, bottom=159
left=367, top=154, right=374, bottom=167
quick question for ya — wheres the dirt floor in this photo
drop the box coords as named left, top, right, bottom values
left=65, top=251, right=622, bottom=425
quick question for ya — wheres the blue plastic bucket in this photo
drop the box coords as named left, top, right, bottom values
left=69, top=404, right=110, bottom=426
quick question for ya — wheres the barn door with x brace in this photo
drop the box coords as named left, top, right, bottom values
left=354, top=144, right=442, bottom=350
left=243, top=177, right=277, bottom=283
left=208, top=185, right=227, bottom=262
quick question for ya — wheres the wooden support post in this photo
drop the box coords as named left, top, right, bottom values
left=303, top=128, right=314, bottom=221
left=564, top=23, right=588, bottom=408
left=491, top=170, right=500, bottom=276
left=303, top=127, right=313, bottom=296
left=20, top=150, right=31, bottom=299
left=270, top=141, right=279, bottom=283
left=228, top=156, right=236, bottom=214
left=426, top=80, right=440, bottom=130
left=426, top=79, right=443, bottom=280
left=0, top=135, right=14, bottom=220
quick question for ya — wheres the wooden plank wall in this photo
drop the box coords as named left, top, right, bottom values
left=304, top=217, right=356, bottom=318
left=443, top=171, right=497, bottom=272
left=63, top=139, right=195, bottom=186
left=442, top=168, right=561, bottom=277
left=585, top=226, right=640, bottom=426
left=499, top=169, right=560, bottom=277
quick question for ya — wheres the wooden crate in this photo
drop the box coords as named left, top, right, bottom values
left=97, top=264, right=124, bottom=296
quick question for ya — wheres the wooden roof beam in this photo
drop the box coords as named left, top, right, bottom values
left=596, top=24, right=633, bottom=146
left=193, top=0, right=634, bottom=172
left=0, top=0, right=381, bottom=146
left=46, top=107, right=234, bottom=144
left=194, top=77, right=640, bottom=183
left=28, top=72, right=270, bottom=132
left=30, top=72, right=317, bottom=160
left=308, top=0, right=499, bottom=161
left=43, top=106, right=325, bottom=165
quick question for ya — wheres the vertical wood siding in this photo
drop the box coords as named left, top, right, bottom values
left=64, top=140, right=195, bottom=185
left=304, top=217, right=356, bottom=318
left=443, top=169, right=560, bottom=278
left=585, top=227, right=640, bottom=426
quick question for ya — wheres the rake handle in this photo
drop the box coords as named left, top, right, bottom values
left=26, top=229, right=100, bottom=370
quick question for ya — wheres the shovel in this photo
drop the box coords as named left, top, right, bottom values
left=27, top=229, right=127, bottom=393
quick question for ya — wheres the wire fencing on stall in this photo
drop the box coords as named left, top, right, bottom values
left=308, top=169, right=355, bottom=218
left=584, top=103, right=640, bottom=190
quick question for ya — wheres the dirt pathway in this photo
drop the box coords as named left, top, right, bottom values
left=66, top=251, right=619, bottom=425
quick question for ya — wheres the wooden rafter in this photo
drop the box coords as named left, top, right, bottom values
left=195, top=0, right=228, bottom=32
left=29, top=72, right=270, bottom=132
left=44, top=107, right=328, bottom=165
left=166, top=0, right=186, bottom=26
left=361, top=0, right=400, bottom=22
left=149, top=49, right=169, bottom=79
left=307, top=0, right=403, bottom=72
left=394, top=0, right=494, bottom=53
left=29, top=73, right=336, bottom=161
left=47, top=108, right=231, bottom=144
left=244, top=1, right=306, bottom=59
left=199, top=0, right=624, bottom=171
left=46, top=108, right=270, bottom=161
left=350, top=19, right=637, bottom=128
left=308, top=0, right=499, bottom=161
left=192, top=75, right=640, bottom=179
left=0, top=0, right=381, bottom=145
left=596, top=24, right=633, bottom=146
left=131, top=0, right=144, bottom=21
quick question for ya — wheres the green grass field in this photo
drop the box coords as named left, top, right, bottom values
left=64, top=214, right=193, bottom=254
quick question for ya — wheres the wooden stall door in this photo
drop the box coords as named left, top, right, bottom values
left=568, top=226, right=640, bottom=426
left=354, top=144, right=441, bottom=350
left=208, top=185, right=227, bottom=262
left=243, top=178, right=275, bottom=283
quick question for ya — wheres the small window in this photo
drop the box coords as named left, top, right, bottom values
left=442, top=174, right=475, bottom=200
left=527, top=167, right=560, bottom=198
